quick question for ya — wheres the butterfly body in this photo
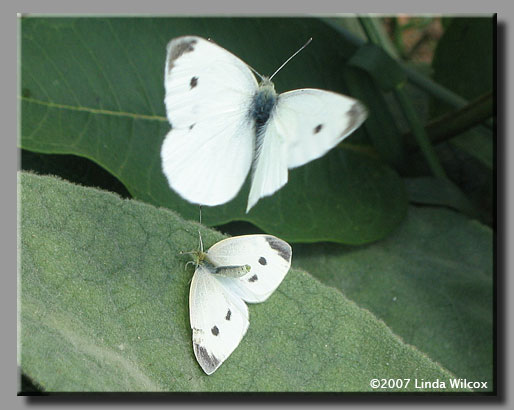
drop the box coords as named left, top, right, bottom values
left=161, top=36, right=367, bottom=211
left=250, top=78, right=277, bottom=132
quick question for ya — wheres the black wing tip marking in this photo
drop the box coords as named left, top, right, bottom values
left=341, top=102, right=368, bottom=136
left=265, top=236, right=292, bottom=262
left=167, top=38, right=198, bottom=73
left=194, top=343, right=221, bottom=375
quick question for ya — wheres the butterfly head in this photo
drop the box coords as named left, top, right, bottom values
left=182, top=249, right=207, bottom=270
left=258, top=77, right=275, bottom=91
left=181, top=229, right=208, bottom=270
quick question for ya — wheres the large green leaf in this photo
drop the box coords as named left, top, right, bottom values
left=293, top=206, right=493, bottom=388
left=404, top=176, right=478, bottom=218
left=19, top=172, right=459, bottom=392
left=20, top=17, right=407, bottom=244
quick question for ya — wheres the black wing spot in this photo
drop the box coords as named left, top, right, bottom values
left=190, top=76, right=198, bottom=89
left=258, top=257, right=267, bottom=265
left=248, top=274, right=258, bottom=282
left=314, top=124, right=323, bottom=134
left=211, top=326, right=219, bottom=336
left=225, top=309, right=232, bottom=320
left=189, top=123, right=195, bottom=130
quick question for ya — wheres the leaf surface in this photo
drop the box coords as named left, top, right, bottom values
left=20, top=172, right=457, bottom=392
left=293, top=206, right=493, bottom=388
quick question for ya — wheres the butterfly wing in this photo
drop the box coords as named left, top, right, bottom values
left=161, top=36, right=258, bottom=206
left=206, top=235, right=292, bottom=303
left=246, top=88, right=367, bottom=211
left=278, top=89, right=368, bottom=168
left=246, top=115, right=289, bottom=212
left=189, top=264, right=249, bottom=375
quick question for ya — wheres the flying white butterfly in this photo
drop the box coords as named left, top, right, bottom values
left=161, top=36, right=368, bottom=212
left=185, top=232, right=292, bottom=375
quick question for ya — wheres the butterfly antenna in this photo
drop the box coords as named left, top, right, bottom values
left=269, top=37, right=313, bottom=81
left=246, top=62, right=265, bottom=82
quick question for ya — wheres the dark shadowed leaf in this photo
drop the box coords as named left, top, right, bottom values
left=20, top=17, right=407, bottom=244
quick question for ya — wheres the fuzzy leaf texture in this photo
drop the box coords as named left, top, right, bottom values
left=19, top=172, right=459, bottom=392
left=293, top=206, right=493, bottom=389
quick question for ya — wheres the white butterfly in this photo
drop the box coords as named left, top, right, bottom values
left=161, top=36, right=368, bottom=212
left=185, top=233, right=292, bottom=375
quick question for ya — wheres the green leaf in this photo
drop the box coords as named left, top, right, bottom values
left=450, top=132, right=493, bottom=170
left=20, top=172, right=458, bottom=392
left=245, top=148, right=407, bottom=244
left=20, top=16, right=407, bottom=245
left=343, top=67, right=406, bottom=170
left=405, top=176, right=478, bottom=218
left=21, top=149, right=131, bottom=198
left=293, top=206, right=493, bottom=388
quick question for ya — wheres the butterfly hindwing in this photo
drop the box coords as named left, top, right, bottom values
left=189, top=264, right=249, bottom=375
left=246, top=115, right=289, bottom=212
left=206, top=235, right=292, bottom=303
left=161, top=36, right=258, bottom=206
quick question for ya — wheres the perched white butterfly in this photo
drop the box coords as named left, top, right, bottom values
left=161, top=36, right=368, bottom=212
left=184, top=232, right=292, bottom=375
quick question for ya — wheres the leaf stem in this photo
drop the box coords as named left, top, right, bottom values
left=404, top=91, right=493, bottom=149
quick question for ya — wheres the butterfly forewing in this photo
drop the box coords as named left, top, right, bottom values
left=161, top=36, right=258, bottom=206
left=164, top=36, right=258, bottom=127
left=206, top=235, right=292, bottom=303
